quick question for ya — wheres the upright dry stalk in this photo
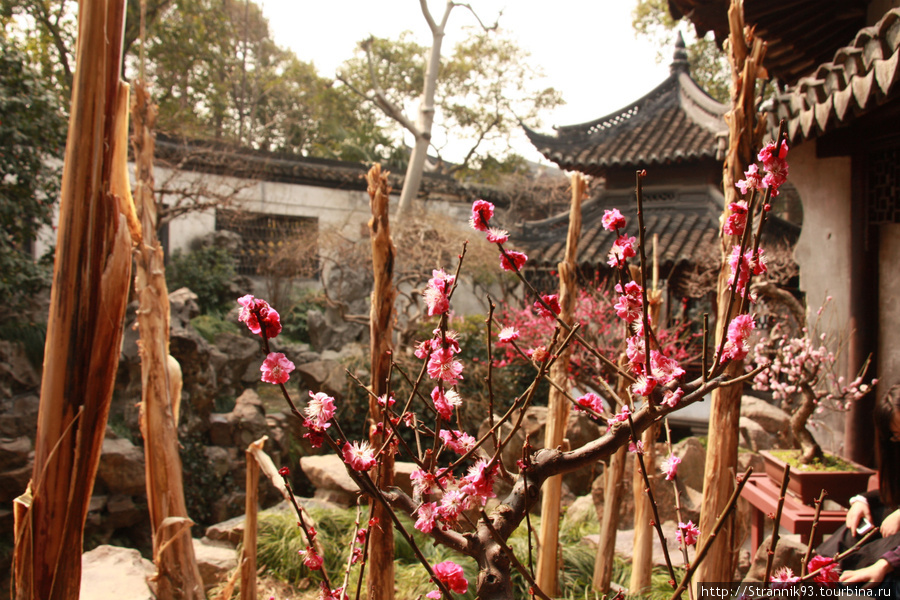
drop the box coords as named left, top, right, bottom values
left=593, top=445, right=628, bottom=593
left=132, top=79, right=206, bottom=599
left=241, top=438, right=265, bottom=600
left=695, top=0, right=766, bottom=586
left=12, top=0, right=136, bottom=596
left=366, top=164, right=396, bottom=600
left=535, top=174, right=585, bottom=594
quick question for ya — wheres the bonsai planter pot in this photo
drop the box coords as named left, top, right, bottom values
left=760, top=450, right=875, bottom=506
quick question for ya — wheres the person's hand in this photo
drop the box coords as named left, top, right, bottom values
left=846, top=500, right=872, bottom=535
left=880, top=509, right=900, bottom=537
left=839, top=559, right=892, bottom=588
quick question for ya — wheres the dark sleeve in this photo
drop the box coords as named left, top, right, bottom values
left=882, top=545, right=900, bottom=571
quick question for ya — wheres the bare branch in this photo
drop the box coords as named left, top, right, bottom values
left=354, top=37, right=423, bottom=138
left=451, top=2, right=501, bottom=31
left=419, top=0, right=439, bottom=33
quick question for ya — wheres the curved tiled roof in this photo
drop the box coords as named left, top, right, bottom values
left=524, top=37, right=727, bottom=176
left=764, top=8, right=900, bottom=142
left=511, top=184, right=800, bottom=272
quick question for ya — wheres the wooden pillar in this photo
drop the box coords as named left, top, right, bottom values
left=12, top=0, right=136, bottom=596
left=241, top=439, right=264, bottom=600
left=366, top=165, right=396, bottom=600
left=535, top=174, right=585, bottom=595
left=695, top=0, right=766, bottom=586
left=593, top=445, right=628, bottom=593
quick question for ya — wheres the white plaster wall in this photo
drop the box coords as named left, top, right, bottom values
left=879, top=223, right=900, bottom=390
left=789, top=141, right=853, bottom=337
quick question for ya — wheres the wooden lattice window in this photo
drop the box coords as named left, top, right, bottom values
left=216, top=210, right=318, bottom=276
left=868, top=148, right=900, bottom=225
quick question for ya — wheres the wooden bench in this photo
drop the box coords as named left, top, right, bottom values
left=740, top=474, right=848, bottom=555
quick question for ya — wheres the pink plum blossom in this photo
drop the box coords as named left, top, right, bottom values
left=260, top=352, right=294, bottom=385
left=662, top=387, right=684, bottom=408
left=427, top=348, right=464, bottom=385
left=469, top=199, right=494, bottom=232
left=661, top=454, right=681, bottom=481
left=607, top=235, right=637, bottom=267
left=500, top=250, right=528, bottom=272
left=460, top=458, right=497, bottom=504
left=439, top=429, right=476, bottom=455
left=602, top=208, right=627, bottom=231
left=426, top=560, right=468, bottom=598
left=424, top=269, right=456, bottom=316
left=299, top=546, right=323, bottom=570
left=486, top=227, right=509, bottom=244
left=575, top=392, right=605, bottom=414
left=808, top=555, right=840, bottom=584
left=607, top=405, right=631, bottom=428
left=342, top=440, right=377, bottom=471
left=305, top=391, right=336, bottom=431
left=770, top=567, right=800, bottom=584
left=676, top=521, right=700, bottom=547
left=630, top=374, right=657, bottom=397
left=497, top=326, right=519, bottom=343
left=614, top=280, right=643, bottom=322
left=736, top=164, right=763, bottom=195
left=414, top=501, right=437, bottom=533
left=432, top=386, right=462, bottom=420
left=723, top=201, right=748, bottom=237
left=237, top=295, right=282, bottom=338
left=534, top=294, right=561, bottom=319
left=723, top=314, right=755, bottom=362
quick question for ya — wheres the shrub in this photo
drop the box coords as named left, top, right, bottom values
left=166, top=245, right=237, bottom=314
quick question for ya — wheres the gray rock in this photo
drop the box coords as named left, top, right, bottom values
left=296, top=359, right=348, bottom=401
left=745, top=534, right=807, bottom=582
left=211, top=491, right=246, bottom=525
left=564, top=494, right=597, bottom=524
left=208, top=413, right=233, bottom=447
left=672, top=436, right=706, bottom=492
left=0, top=394, right=40, bottom=438
left=299, top=454, right=360, bottom=507
left=0, top=463, right=32, bottom=503
left=740, top=416, right=775, bottom=452
left=0, top=435, right=32, bottom=472
left=0, top=340, right=40, bottom=400
left=97, top=438, right=146, bottom=496
left=169, top=287, right=201, bottom=326
left=80, top=545, right=155, bottom=600
left=204, top=446, right=232, bottom=480
left=205, top=513, right=247, bottom=546
left=106, top=494, right=145, bottom=529
left=229, top=388, right=269, bottom=448
left=192, top=538, right=238, bottom=591
left=741, top=396, right=793, bottom=447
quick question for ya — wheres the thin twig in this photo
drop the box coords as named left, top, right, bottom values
left=763, top=463, right=791, bottom=585
left=801, top=490, right=827, bottom=577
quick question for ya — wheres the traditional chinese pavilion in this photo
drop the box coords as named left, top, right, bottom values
left=516, top=35, right=799, bottom=314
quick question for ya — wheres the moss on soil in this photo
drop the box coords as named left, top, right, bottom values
left=768, top=448, right=859, bottom=472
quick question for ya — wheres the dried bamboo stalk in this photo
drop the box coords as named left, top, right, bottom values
left=593, top=445, right=629, bottom=593
left=535, top=173, right=585, bottom=594
left=366, top=164, right=396, bottom=600
left=695, top=0, right=767, bottom=586
left=132, top=79, right=205, bottom=599
left=241, top=438, right=264, bottom=600
left=13, top=1, right=134, bottom=597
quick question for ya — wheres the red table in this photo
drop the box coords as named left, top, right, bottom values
left=740, top=474, right=848, bottom=554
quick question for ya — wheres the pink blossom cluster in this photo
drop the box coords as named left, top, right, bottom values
left=752, top=323, right=875, bottom=410
left=807, top=555, right=840, bottom=584
left=661, top=453, right=681, bottom=480
left=676, top=520, right=700, bottom=547
left=412, top=460, right=498, bottom=535
left=735, top=140, right=790, bottom=198
left=575, top=392, right=605, bottom=415
left=602, top=208, right=627, bottom=231
left=426, top=560, right=468, bottom=598
left=303, top=391, right=336, bottom=448
left=727, top=245, right=767, bottom=299
left=439, top=429, right=477, bottom=454
left=238, top=294, right=282, bottom=338
left=607, top=405, right=631, bottom=428
left=770, top=566, right=800, bottom=585
left=613, top=280, right=642, bottom=323
left=468, top=199, right=527, bottom=272
left=723, top=200, right=748, bottom=237
left=416, top=329, right=464, bottom=387
left=534, top=294, right=561, bottom=319
left=607, top=234, right=637, bottom=268
left=424, top=269, right=456, bottom=316
left=723, top=314, right=755, bottom=362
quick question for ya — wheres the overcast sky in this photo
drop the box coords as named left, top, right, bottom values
left=257, top=1, right=678, bottom=163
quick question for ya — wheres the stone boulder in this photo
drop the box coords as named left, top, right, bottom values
left=80, top=545, right=155, bottom=600
left=193, top=538, right=238, bottom=591
left=0, top=340, right=41, bottom=400
left=0, top=463, right=32, bottom=503
left=229, top=389, right=269, bottom=448
left=741, top=396, right=793, bottom=448
left=105, top=494, right=145, bottom=530
left=745, top=534, right=807, bottom=582
left=740, top=416, right=775, bottom=452
left=0, top=393, right=40, bottom=439
left=0, top=435, right=31, bottom=472
left=97, top=437, right=146, bottom=496
left=299, top=454, right=360, bottom=506
left=296, top=359, right=348, bottom=402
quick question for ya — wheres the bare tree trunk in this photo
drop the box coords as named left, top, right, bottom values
left=367, top=164, right=396, bottom=600
left=132, top=79, right=206, bottom=600
left=593, top=445, right=628, bottom=593
left=794, top=385, right=825, bottom=464
left=696, top=0, right=766, bottom=586
left=535, top=174, right=584, bottom=594
left=13, top=1, right=136, bottom=596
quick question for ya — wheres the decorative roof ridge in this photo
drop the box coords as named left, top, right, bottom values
left=765, top=7, right=900, bottom=141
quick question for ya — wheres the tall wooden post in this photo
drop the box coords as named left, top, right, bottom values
left=535, top=174, right=585, bottom=594
left=366, top=165, right=396, bottom=600
left=12, top=0, right=136, bottom=596
left=695, top=0, right=766, bottom=586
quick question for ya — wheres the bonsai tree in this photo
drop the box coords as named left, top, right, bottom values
left=751, top=297, right=875, bottom=464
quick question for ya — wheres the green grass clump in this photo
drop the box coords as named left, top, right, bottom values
left=254, top=503, right=684, bottom=599
left=190, top=313, right=240, bottom=343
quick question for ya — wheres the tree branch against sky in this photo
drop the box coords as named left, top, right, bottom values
left=337, top=1, right=562, bottom=216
